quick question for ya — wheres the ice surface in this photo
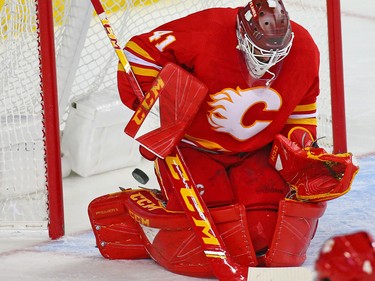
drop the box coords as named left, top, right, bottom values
left=1, top=0, right=375, bottom=280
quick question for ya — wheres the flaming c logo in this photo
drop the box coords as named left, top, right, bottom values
left=207, top=87, right=282, bottom=141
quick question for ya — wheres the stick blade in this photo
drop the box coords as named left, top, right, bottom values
left=248, top=267, right=314, bottom=281
left=125, top=62, right=207, bottom=158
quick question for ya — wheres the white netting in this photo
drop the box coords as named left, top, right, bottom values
left=0, top=0, right=48, bottom=231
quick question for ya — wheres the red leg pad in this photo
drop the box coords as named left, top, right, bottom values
left=124, top=189, right=257, bottom=278
left=88, top=191, right=149, bottom=259
left=262, top=199, right=327, bottom=266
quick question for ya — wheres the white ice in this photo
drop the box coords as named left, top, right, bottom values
left=1, top=0, right=375, bottom=280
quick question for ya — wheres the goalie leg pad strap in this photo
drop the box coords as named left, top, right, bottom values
left=88, top=191, right=149, bottom=259
left=263, top=199, right=327, bottom=267
left=124, top=188, right=258, bottom=278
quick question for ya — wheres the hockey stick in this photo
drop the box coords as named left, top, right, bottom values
left=90, top=1, right=314, bottom=280
left=91, top=0, right=143, bottom=101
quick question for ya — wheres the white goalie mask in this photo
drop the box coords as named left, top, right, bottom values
left=236, top=0, right=294, bottom=82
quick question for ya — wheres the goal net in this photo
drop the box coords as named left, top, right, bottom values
left=0, top=0, right=63, bottom=238
left=0, top=0, right=345, bottom=237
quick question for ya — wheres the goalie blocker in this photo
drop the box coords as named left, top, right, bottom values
left=124, top=62, right=208, bottom=159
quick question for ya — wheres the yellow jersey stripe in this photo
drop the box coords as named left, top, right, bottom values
left=126, top=41, right=156, bottom=62
left=286, top=118, right=317, bottom=126
left=184, top=135, right=230, bottom=152
left=293, top=103, right=316, bottom=112
left=132, top=65, right=159, bottom=77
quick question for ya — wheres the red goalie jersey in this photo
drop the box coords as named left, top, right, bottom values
left=118, top=7, right=320, bottom=153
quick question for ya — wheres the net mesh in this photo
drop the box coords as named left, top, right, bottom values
left=0, top=0, right=48, bottom=230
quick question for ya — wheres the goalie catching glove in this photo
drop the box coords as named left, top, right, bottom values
left=269, top=134, right=359, bottom=202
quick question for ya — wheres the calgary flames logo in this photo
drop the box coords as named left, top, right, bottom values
left=207, top=87, right=282, bottom=141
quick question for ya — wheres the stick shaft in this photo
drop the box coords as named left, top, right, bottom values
left=166, top=148, right=247, bottom=280
left=91, top=0, right=143, bottom=101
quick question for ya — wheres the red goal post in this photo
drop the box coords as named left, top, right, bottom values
left=327, top=0, right=347, bottom=154
left=39, top=0, right=65, bottom=240
left=0, top=0, right=345, bottom=238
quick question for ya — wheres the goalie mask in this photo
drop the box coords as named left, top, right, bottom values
left=237, top=0, right=294, bottom=84
left=315, top=231, right=375, bottom=281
